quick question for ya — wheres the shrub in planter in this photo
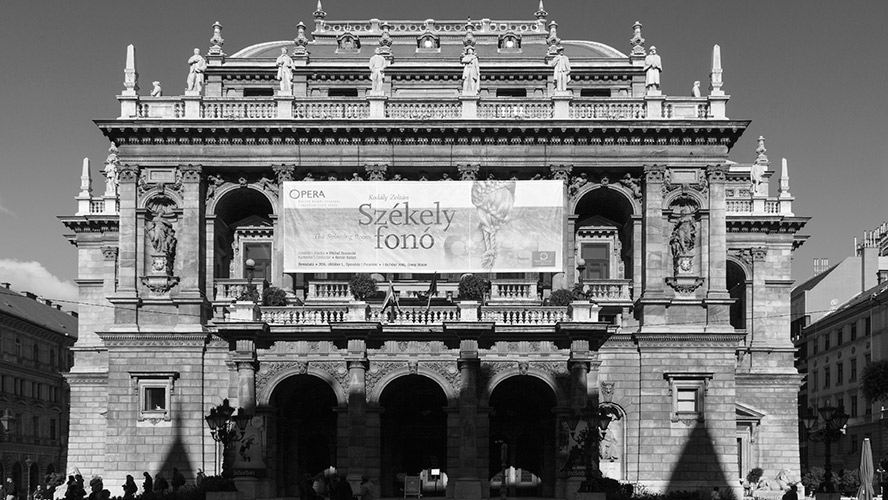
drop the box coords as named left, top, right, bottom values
left=746, top=468, right=764, bottom=487
left=349, top=273, right=378, bottom=300
left=262, top=286, right=289, bottom=306
left=458, top=273, right=488, bottom=301
left=549, top=288, right=574, bottom=306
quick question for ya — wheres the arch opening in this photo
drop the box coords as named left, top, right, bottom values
left=271, top=374, right=339, bottom=498
left=212, top=188, right=274, bottom=281
left=488, top=376, right=558, bottom=498
left=379, top=375, right=449, bottom=498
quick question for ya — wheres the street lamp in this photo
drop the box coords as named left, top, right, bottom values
left=801, top=405, right=850, bottom=493
left=205, top=399, right=251, bottom=477
left=240, top=258, right=259, bottom=302
left=25, top=456, right=32, bottom=500
left=574, top=258, right=587, bottom=299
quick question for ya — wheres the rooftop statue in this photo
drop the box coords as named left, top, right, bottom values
left=644, top=46, right=662, bottom=94
left=151, top=81, right=162, bottom=97
left=186, top=48, right=207, bottom=94
left=276, top=48, right=295, bottom=95
left=691, top=81, right=701, bottom=97
left=368, top=53, right=388, bottom=95
left=461, top=47, right=480, bottom=96
left=549, top=47, right=571, bottom=93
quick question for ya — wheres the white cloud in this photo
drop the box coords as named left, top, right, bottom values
left=0, top=195, right=16, bottom=217
left=0, top=259, right=78, bottom=308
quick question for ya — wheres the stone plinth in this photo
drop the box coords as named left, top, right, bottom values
left=460, top=96, right=479, bottom=119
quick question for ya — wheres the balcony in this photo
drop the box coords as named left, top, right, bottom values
left=120, top=94, right=728, bottom=121
left=213, top=278, right=268, bottom=301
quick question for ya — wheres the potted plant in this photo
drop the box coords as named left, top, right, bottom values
left=457, top=274, right=488, bottom=322
left=549, top=288, right=574, bottom=306
left=262, top=286, right=289, bottom=306
left=348, top=273, right=378, bottom=301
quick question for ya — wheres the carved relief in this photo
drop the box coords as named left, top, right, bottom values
left=668, top=197, right=699, bottom=276
left=205, top=174, right=226, bottom=203
left=600, top=381, right=615, bottom=403
left=457, top=164, right=480, bottom=181
left=365, top=164, right=387, bottom=181
left=312, top=361, right=349, bottom=393
left=706, top=164, right=728, bottom=182
left=179, top=164, right=202, bottom=183
left=101, top=246, right=119, bottom=261
left=118, top=164, right=140, bottom=184
left=273, top=164, right=295, bottom=183
left=145, top=197, right=178, bottom=276
left=255, top=361, right=309, bottom=397
left=643, top=164, right=666, bottom=183
left=425, top=360, right=461, bottom=394
left=549, top=164, right=572, bottom=182
left=366, top=361, right=402, bottom=396
left=618, top=174, right=642, bottom=200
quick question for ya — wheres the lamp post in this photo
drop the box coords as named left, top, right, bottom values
left=801, top=405, right=850, bottom=493
left=575, top=258, right=587, bottom=299
left=205, top=399, right=251, bottom=477
left=577, top=405, right=614, bottom=493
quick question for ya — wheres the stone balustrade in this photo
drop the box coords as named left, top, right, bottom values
left=582, top=279, right=632, bottom=303
left=120, top=95, right=728, bottom=121
left=367, top=305, right=461, bottom=324
left=214, top=278, right=268, bottom=301
left=480, top=305, right=570, bottom=325
left=306, top=280, right=352, bottom=301
left=489, top=280, right=540, bottom=303
left=260, top=305, right=349, bottom=325
left=726, top=197, right=793, bottom=216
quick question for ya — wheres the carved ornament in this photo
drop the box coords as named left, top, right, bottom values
left=549, top=164, right=572, bottom=182
left=101, top=246, right=119, bottom=261
left=312, top=360, right=350, bottom=393
left=366, top=361, right=402, bottom=396
left=365, top=164, right=388, bottom=181
left=643, top=165, right=666, bottom=183
left=179, top=164, right=202, bottom=183
left=118, top=164, right=140, bottom=184
left=457, top=164, right=480, bottom=181
left=293, top=22, right=310, bottom=56
left=600, top=381, right=615, bottom=403
left=706, top=164, right=728, bottom=182
left=424, top=360, right=461, bottom=394
left=752, top=247, right=768, bottom=261
left=255, top=361, right=309, bottom=397
left=273, top=164, right=296, bottom=183
left=618, top=174, right=642, bottom=200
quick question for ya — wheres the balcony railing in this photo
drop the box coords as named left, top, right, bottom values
left=489, top=280, right=540, bottom=303
left=260, top=305, right=348, bottom=325
left=367, top=305, right=461, bottom=324
left=480, top=305, right=570, bottom=325
left=726, top=197, right=793, bottom=216
left=214, top=278, right=268, bottom=301
left=582, top=279, right=632, bottom=303
left=120, top=95, right=728, bottom=120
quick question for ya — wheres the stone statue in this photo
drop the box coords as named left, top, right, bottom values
left=691, top=80, right=701, bottom=97
left=151, top=81, right=162, bottom=97
left=103, top=146, right=119, bottom=197
left=275, top=48, right=294, bottom=94
left=549, top=47, right=571, bottom=92
left=369, top=53, right=388, bottom=94
left=670, top=205, right=696, bottom=272
left=599, top=426, right=619, bottom=461
left=186, top=48, right=207, bottom=93
left=461, top=47, right=480, bottom=96
left=147, top=211, right=177, bottom=274
left=644, top=46, right=662, bottom=93
left=750, top=162, right=766, bottom=195
left=756, top=469, right=793, bottom=492
left=350, top=172, right=364, bottom=181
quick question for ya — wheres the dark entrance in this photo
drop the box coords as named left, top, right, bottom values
left=489, top=376, right=558, bottom=497
left=273, top=375, right=339, bottom=497
left=379, top=375, right=448, bottom=497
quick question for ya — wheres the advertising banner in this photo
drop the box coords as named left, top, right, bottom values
left=282, top=180, right=564, bottom=273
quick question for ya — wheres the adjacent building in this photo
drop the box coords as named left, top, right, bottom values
left=60, top=4, right=809, bottom=499
left=794, top=223, right=888, bottom=471
left=0, top=283, right=76, bottom=497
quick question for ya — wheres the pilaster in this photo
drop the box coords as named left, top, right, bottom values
left=368, top=96, right=387, bottom=119
left=638, top=165, right=668, bottom=325
left=552, top=93, right=572, bottom=119
left=234, top=338, right=257, bottom=413
left=454, top=339, right=482, bottom=499
left=346, top=338, right=368, bottom=483
left=705, top=164, right=732, bottom=330
left=111, top=164, right=140, bottom=324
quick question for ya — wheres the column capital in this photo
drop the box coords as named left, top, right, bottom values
left=549, top=164, right=572, bottom=181
left=706, top=163, right=729, bottom=182
left=643, top=164, right=666, bottom=183
left=118, top=164, right=140, bottom=184
left=178, top=164, right=203, bottom=183
left=101, top=246, right=119, bottom=261
left=273, top=164, right=296, bottom=183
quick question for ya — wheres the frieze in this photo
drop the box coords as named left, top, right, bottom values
left=96, top=332, right=208, bottom=347
left=255, top=361, right=309, bottom=396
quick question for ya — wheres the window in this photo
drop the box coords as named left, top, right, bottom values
left=850, top=322, right=856, bottom=341
left=837, top=328, right=843, bottom=345
left=865, top=353, right=872, bottom=366
left=243, top=88, right=274, bottom=97
left=580, top=243, right=610, bottom=280
left=823, top=366, right=830, bottom=389
left=328, top=88, right=358, bottom=97
left=837, top=362, right=843, bottom=385
left=496, top=88, right=527, bottom=97
left=580, top=88, right=611, bottom=97
left=665, top=372, right=712, bottom=423
left=131, top=372, right=178, bottom=423
left=850, top=395, right=858, bottom=418
left=50, top=349, right=56, bottom=368
left=812, top=336, right=819, bottom=355
left=15, top=338, right=22, bottom=358
left=865, top=393, right=872, bottom=416
left=850, top=359, right=857, bottom=382
left=32, top=416, right=40, bottom=437
left=243, top=242, right=272, bottom=281
left=811, top=370, right=818, bottom=392
left=32, top=345, right=39, bottom=362
left=824, top=332, right=830, bottom=350
left=49, top=418, right=57, bottom=440
left=864, top=317, right=871, bottom=335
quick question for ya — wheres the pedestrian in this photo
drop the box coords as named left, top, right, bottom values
left=153, top=473, right=169, bottom=495
left=359, top=475, right=373, bottom=500
left=142, top=472, right=153, bottom=499
left=4, top=478, right=15, bottom=500
left=122, top=475, right=138, bottom=500
left=171, top=469, right=185, bottom=495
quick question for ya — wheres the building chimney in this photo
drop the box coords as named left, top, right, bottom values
left=0, top=282, right=10, bottom=289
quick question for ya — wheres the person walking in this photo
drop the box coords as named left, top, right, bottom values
left=170, top=469, right=185, bottom=495
left=4, top=478, right=16, bottom=500
left=122, top=476, right=138, bottom=500
left=141, top=473, right=153, bottom=499
left=153, top=473, right=168, bottom=496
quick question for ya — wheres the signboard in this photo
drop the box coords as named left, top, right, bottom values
left=283, top=180, right=564, bottom=273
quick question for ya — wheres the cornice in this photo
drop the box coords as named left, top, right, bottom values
left=63, top=371, right=109, bottom=385
left=96, top=332, right=209, bottom=347
left=96, top=120, right=749, bottom=150
left=58, top=215, right=120, bottom=234
left=735, top=372, right=804, bottom=386
left=726, top=217, right=809, bottom=235
left=634, top=332, right=745, bottom=348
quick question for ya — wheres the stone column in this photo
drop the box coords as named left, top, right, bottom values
left=346, top=339, right=368, bottom=484
left=454, top=339, right=482, bottom=499
left=705, top=164, right=732, bottom=329
left=638, top=165, right=668, bottom=327
left=176, top=165, right=205, bottom=321
left=234, top=339, right=257, bottom=413
left=112, top=164, right=141, bottom=323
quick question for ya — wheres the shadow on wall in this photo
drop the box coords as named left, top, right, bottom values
left=667, top=421, right=734, bottom=494
left=154, top=396, right=196, bottom=487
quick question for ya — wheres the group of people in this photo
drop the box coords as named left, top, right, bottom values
left=134, top=468, right=189, bottom=499
left=299, top=472, right=374, bottom=500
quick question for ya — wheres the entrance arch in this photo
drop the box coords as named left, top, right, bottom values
left=379, top=375, right=449, bottom=497
left=272, top=374, right=339, bottom=497
left=488, top=376, right=558, bottom=497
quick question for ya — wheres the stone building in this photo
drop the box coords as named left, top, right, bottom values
left=793, top=223, right=888, bottom=471
left=61, top=4, right=809, bottom=499
left=0, top=283, right=76, bottom=497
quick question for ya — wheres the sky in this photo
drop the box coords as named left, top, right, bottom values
left=0, top=0, right=886, bottom=307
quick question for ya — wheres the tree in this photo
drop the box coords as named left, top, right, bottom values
left=860, top=359, right=888, bottom=402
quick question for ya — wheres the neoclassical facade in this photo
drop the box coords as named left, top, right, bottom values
left=61, top=4, right=809, bottom=499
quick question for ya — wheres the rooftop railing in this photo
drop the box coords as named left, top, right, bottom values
left=120, top=94, right=728, bottom=120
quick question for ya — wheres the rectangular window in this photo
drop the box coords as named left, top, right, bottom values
left=851, top=321, right=858, bottom=340
left=812, top=336, right=819, bottom=355
left=837, top=362, right=844, bottom=385
left=243, top=242, right=272, bottom=281
left=811, top=370, right=818, bottom=392
left=243, top=87, right=274, bottom=97
left=851, top=395, right=858, bottom=418
left=580, top=243, right=610, bottom=280
left=837, top=328, right=843, bottom=345
left=15, top=338, right=22, bottom=358
left=496, top=88, right=527, bottom=97
left=327, top=88, right=358, bottom=97
left=665, top=372, right=712, bottom=423
left=32, top=416, right=40, bottom=437
left=824, top=366, right=830, bottom=388
left=864, top=317, right=871, bottom=335
left=824, top=332, right=830, bottom=350
left=580, top=88, right=611, bottom=97
left=131, top=372, right=178, bottom=423
left=850, top=359, right=857, bottom=382
left=49, top=418, right=57, bottom=440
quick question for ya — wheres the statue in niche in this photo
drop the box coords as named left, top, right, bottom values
left=644, top=46, right=662, bottom=93
left=669, top=203, right=697, bottom=274
left=369, top=53, right=388, bottom=94
left=599, top=425, right=619, bottom=461
left=549, top=46, right=571, bottom=92
left=276, top=48, right=294, bottom=94
left=461, top=47, right=480, bottom=96
left=186, top=48, right=207, bottom=93
left=146, top=209, right=177, bottom=274
left=151, top=81, right=163, bottom=97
